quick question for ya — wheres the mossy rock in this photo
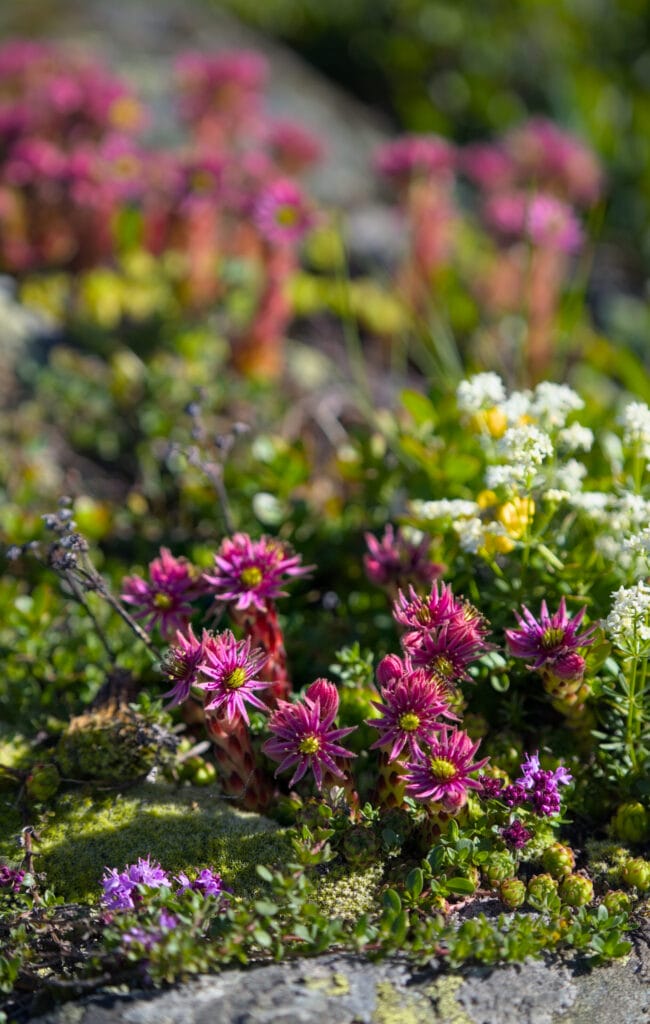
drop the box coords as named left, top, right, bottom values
left=55, top=704, right=174, bottom=785
left=31, top=781, right=290, bottom=902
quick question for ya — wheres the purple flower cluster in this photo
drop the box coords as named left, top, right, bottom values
left=122, top=909, right=178, bottom=951
left=101, top=856, right=171, bottom=911
left=500, top=818, right=532, bottom=850
left=479, top=752, right=572, bottom=818
left=0, top=864, right=25, bottom=892
left=176, top=868, right=227, bottom=899
left=364, top=525, right=443, bottom=593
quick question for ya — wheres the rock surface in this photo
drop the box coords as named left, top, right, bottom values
left=31, top=924, right=650, bottom=1024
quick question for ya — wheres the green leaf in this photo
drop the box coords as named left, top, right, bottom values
left=400, top=389, right=437, bottom=428
left=255, top=865, right=274, bottom=883
left=405, top=867, right=424, bottom=899
left=254, top=900, right=279, bottom=917
left=382, top=888, right=402, bottom=913
left=445, top=876, right=476, bottom=894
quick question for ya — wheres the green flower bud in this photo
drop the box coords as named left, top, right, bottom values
left=542, top=842, right=576, bottom=878
left=622, top=857, right=650, bottom=892
left=527, top=873, right=559, bottom=906
left=482, top=851, right=515, bottom=889
left=193, top=762, right=217, bottom=786
left=499, top=877, right=526, bottom=909
left=611, top=802, right=650, bottom=844
left=602, top=889, right=631, bottom=915
left=559, top=873, right=594, bottom=907
left=342, top=826, right=381, bottom=868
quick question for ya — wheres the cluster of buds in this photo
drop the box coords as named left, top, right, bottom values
left=0, top=41, right=321, bottom=376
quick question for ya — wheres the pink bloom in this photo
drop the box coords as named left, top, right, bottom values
left=526, top=193, right=583, bottom=253
left=263, top=678, right=356, bottom=789
left=405, top=621, right=490, bottom=687
left=401, top=727, right=488, bottom=812
left=393, top=583, right=491, bottom=656
left=196, top=630, right=269, bottom=724
left=505, top=117, right=603, bottom=207
left=375, top=134, right=455, bottom=184
left=482, top=190, right=528, bottom=238
left=266, top=119, right=324, bottom=173
left=161, top=626, right=204, bottom=706
left=501, top=819, right=532, bottom=849
left=121, top=547, right=202, bottom=640
left=204, top=532, right=311, bottom=613
left=253, top=178, right=315, bottom=245
left=364, top=525, right=443, bottom=591
left=368, top=668, right=456, bottom=762
left=174, top=49, right=268, bottom=123
left=505, top=597, right=596, bottom=681
left=460, top=143, right=515, bottom=191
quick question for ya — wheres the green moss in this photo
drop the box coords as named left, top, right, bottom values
left=0, top=795, right=23, bottom=865
left=34, top=781, right=290, bottom=902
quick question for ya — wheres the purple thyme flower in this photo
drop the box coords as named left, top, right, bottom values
left=514, top=752, right=573, bottom=817
left=262, top=678, right=356, bottom=790
left=477, top=774, right=505, bottom=800
left=176, top=867, right=225, bottom=898
left=401, top=726, right=488, bottom=813
left=101, top=856, right=171, bottom=912
left=501, top=818, right=532, bottom=850
left=196, top=629, right=269, bottom=724
left=364, top=525, right=443, bottom=592
left=505, top=597, right=596, bottom=682
left=121, top=547, right=203, bottom=640
left=161, top=625, right=204, bottom=706
left=253, top=178, right=315, bottom=245
left=368, top=668, right=457, bottom=762
left=0, top=864, right=25, bottom=892
left=203, top=532, right=311, bottom=613
left=122, top=909, right=177, bottom=952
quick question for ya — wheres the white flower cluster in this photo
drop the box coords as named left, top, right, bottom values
left=606, top=581, right=650, bottom=656
left=623, top=527, right=650, bottom=557
left=486, top=423, right=553, bottom=490
left=456, top=372, right=505, bottom=413
left=557, top=423, right=594, bottom=453
left=529, top=382, right=584, bottom=428
left=620, top=401, right=650, bottom=460
left=410, top=498, right=480, bottom=521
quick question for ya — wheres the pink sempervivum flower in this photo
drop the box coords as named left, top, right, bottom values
left=394, top=582, right=491, bottom=656
left=121, top=547, right=202, bottom=640
left=266, top=119, right=324, bottom=174
left=263, top=678, right=356, bottom=789
left=175, top=49, right=268, bottom=122
left=364, top=525, right=443, bottom=592
left=505, top=597, right=596, bottom=682
left=161, top=626, right=204, bottom=707
left=204, top=532, right=311, bottom=613
left=196, top=630, right=269, bottom=724
left=253, top=178, right=315, bottom=245
left=401, top=727, right=488, bottom=812
left=482, top=190, right=528, bottom=239
left=526, top=193, right=583, bottom=253
left=460, top=143, right=515, bottom=191
left=375, top=134, right=455, bottom=184
left=368, top=669, right=457, bottom=762
left=405, top=621, right=491, bottom=688
left=505, top=117, right=603, bottom=207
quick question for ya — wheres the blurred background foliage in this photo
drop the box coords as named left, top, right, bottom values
left=215, top=0, right=650, bottom=277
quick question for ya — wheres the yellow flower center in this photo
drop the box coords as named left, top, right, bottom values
left=430, top=656, right=455, bottom=682
left=541, top=627, right=564, bottom=649
left=398, top=712, right=420, bottom=732
left=429, top=756, right=457, bottom=781
left=298, top=734, right=321, bottom=755
left=153, top=593, right=173, bottom=610
left=276, top=205, right=298, bottom=227
left=225, top=667, right=247, bottom=689
left=240, top=566, right=263, bottom=588
left=416, top=606, right=431, bottom=625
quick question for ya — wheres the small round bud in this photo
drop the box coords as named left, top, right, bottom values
left=602, top=889, right=631, bottom=915
left=559, top=873, right=594, bottom=907
left=622, top=857, right=650, bottom=892
left=482, top=851, right=515, bottom=889
left=527, top=873, right=559, bottom=906
left=342, top=826, right=381, bottom=868
left=499, top=877, right=526, bottom=909
left=542, top=842, right=576, bottom=878
left=611, top=802, right=650, bottom=844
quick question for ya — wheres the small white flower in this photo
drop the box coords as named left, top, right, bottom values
left=624, top=527, right=650, bottom=556
left=411, top=498, right=480, bottom=520
left=530, top=382, right=584, bottom=428
left=499, top=424, right=553, bottom=466
left=606, top=581, right=650, bottom=656
left=457, top=372, right=505, bottom=413
left=543, top=489, right=571, bottom=504
left=485, top=463, right=528, bottom=490
left=453, top=517, right=485, bottom=553
left=552, top=458, right=587, bottom=492
left=621, top=401, right=650, bottom=458
left=499, top=390, right=532, bottom=426
left=557, top=423, right=594, bottom=452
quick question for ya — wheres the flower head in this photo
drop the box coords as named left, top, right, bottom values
left=0, top=864, right=25, bottom=892
left=176, top=867, right=226, bottom=899
left=401, top=727, right=488, bottom=812
left=501, top=818, right=532, bottom=849
left=121, top=547, right=202, bottom=640
left=526, top=194, right=582, bottom=253
left=506, top=598, right=596, bottom=681
left=253, top=178, right=315, bottom=245
left=204, top=532, right=311, bottom=613
left=263, top=678, right=356, bottom=789
left=266, top=119, right=324, bottom=174
left=375, top=135, right=455, bottom=185
left=101, top=856, right=171, bottom=912
left=196, top=630, right=269, bottom=724
left=368, top=668, right=457, bottom=762
left=515, top=752, right=573, bottom=817
left=161, top=625, right=204, bottom=706
left=364, top=525, right=443, bottom=591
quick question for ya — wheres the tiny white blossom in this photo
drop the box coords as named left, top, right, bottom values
left=567, top=491, right=610, bottom=520
left=485, top=463, right=528, bottom=490
left=530, top=382, right=584, bottom=428
left=557, top=423, right=594, bottom=452
left=543, top=489, right=571, bottom=504
left=499, top=390, right=532, bottom=426
left=457, top=372, right=505, bottom=413
left=606, top=581, right=650, bottom=656
left=411, top=498, right=480, bottom=520
left=621, top=401, right=650, bottom=458
left=453, top=517, right=485, bottom=553
left=499, top=424, right=553, bottom=466
left=552, top=458, right=587, bottom=492
left=624, top=527, right=650, bottom=556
